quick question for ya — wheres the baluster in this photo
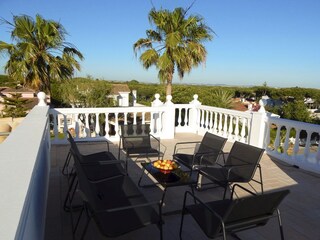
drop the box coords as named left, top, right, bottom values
left=293, top=128, right=300, bottom=157
left=218, top=113, right=223, bottom=135
left=63, top=115, right=68, bottom=136
left=274, top=124, right=282, bottom=153
left=95, top=113, right=100, bottom=137
left=213, top=112, right=218, bottom=134
left=85, top=113, right=90, bottom=138
left=228, top=115, right=233, bottom=139
left=283, top=127, right=291, bottom=156
left=200, top=109, right=205, bottom=129
left=184, top=108, right=189, bottom=126
left=133, top=112, right=137, bottom=124
left=304, top=130, right=312, bottom=158
left=75, top=114, right=80, bottom=139
left=196, top=108, right=201, bottom=129
left=205, top=110, right=209, bottom=130
left=264, top=123, right=271, bottom=149
left=177, top=108, right=182, bottom=127
left=234, top=116, right=239, bottom=141
left=209, top=111, right=213, bottom=131
left=115, top=113, right=119, bottom=137
left=124, top=112, right=128, bottom=125
left=240, top=118, right=247, bottom=143
left=223, top=114, right=228, bottom=137
left=104, top=113, right=110, bottom=138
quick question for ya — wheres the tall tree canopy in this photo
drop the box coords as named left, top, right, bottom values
left=0, top=14, right=84, bottom=94
left=134, top=7, right=213, bottom=96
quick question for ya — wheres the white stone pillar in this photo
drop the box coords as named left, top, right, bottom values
left=248, top=111, right=267, bottom=148
left=151, top=94, right=163, bottom=135
left=161, top=95, right=175, bottom=139
left=188, top=94, right=202, bottom=133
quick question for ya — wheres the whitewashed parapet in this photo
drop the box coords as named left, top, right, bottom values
left=265, top=116, right=320, bottom=173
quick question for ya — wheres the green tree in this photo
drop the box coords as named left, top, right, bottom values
left=203, top=89, right=234, bottom=109
left=0, top=14, right=84, bottom=95
left=281, top=101, right=311, bottom=123
left=2, top=93, right=30, bottom=118
left=133, top=7, right=213, bottom=96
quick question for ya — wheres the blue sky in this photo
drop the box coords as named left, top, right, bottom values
left=0, top=0, right=319, bottom=88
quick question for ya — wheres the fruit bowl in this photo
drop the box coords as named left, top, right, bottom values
left=152, top=160, right=179, bottom=174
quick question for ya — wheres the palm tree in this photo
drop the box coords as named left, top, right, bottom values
left=0, top=14, right=83, bottom=95
left=134, top=7, right=213, bottom=96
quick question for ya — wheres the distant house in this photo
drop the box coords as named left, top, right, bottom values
left=1, top=87, right=36, bottom=98
left=108, top=84, right=131, bottom=107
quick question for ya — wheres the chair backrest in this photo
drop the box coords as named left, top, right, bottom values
left=120, top=124, right=151, bottom=137
left=225, top=141, right=264, bottom=181
left=120, top=124, right=152, bottom=149
left=226, top=189, right=290, bottom=228
left=197, top=132, right=227, bottom=164
left=67, top=131, right=83, bottom=160
left=197, top=132, right=227, bottom=153
left=68, top=146, right=100, bottom=207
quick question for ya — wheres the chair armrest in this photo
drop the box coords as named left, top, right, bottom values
left=197, top=150, right=226, bottom=166
left=226, top=164, right=253, bottom=180
left=231, top=184, right=257, bottom=199
left=95, top=200, right=161, bottom=213
left=81, top=159, right=126, bottom=166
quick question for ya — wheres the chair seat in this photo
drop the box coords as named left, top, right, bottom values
left=95, top=204, right=160, bottom=237
left=126, top=147, right=159, bottom=156
left=81, top=151, right=117, bottom=163
left=185, top=200, right=232, bottom=238
left=82, top=162, right=126, bottom=181
left=87, top=175, right=161, bottom=237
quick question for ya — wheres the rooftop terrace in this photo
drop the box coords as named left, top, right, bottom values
left=45, top=133, right=320, bottom=240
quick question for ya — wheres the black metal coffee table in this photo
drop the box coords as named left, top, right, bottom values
left=138, top=161, right=197, bottom=214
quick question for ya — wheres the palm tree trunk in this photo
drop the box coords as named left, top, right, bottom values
left=166, top=75, right=173, bottom=96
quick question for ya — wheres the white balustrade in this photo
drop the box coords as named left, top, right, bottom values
left=49, top=106, right=165, bottom=143
left=265, top=116, right=320, bottom=173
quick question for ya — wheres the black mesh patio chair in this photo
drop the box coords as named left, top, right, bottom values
left=69, top=148, right=163, bottom=240
left=118, top=124, right=161, bottom=162
left=62, top=131, right=121, bottom=176
left=198, top=141, right=264, bottom=199
left=64, top=131, right=127, bottom=211
left=173, top=132, right=227, bottom=171
left=180, top=186, right=290, bottom=240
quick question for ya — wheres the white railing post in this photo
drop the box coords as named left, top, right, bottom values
left=160, top=95, right=175, bottom=139
left=151, top=93, right=163, bottom=134
left=248, top=100, right=268, bottom=148
left=188, top=94, right=201, bottom=133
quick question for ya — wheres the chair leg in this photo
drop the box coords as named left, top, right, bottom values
left=258, top=164, right=264, bottom=194
left=276, top=209, right=285, bottom=240
left=62, top=150, right=72, bottom=176
left=223, top=186, right=228, bottom=199
left=80, top=205, right=91, bottom=240
left=179, top=208, right=186, bottom=240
